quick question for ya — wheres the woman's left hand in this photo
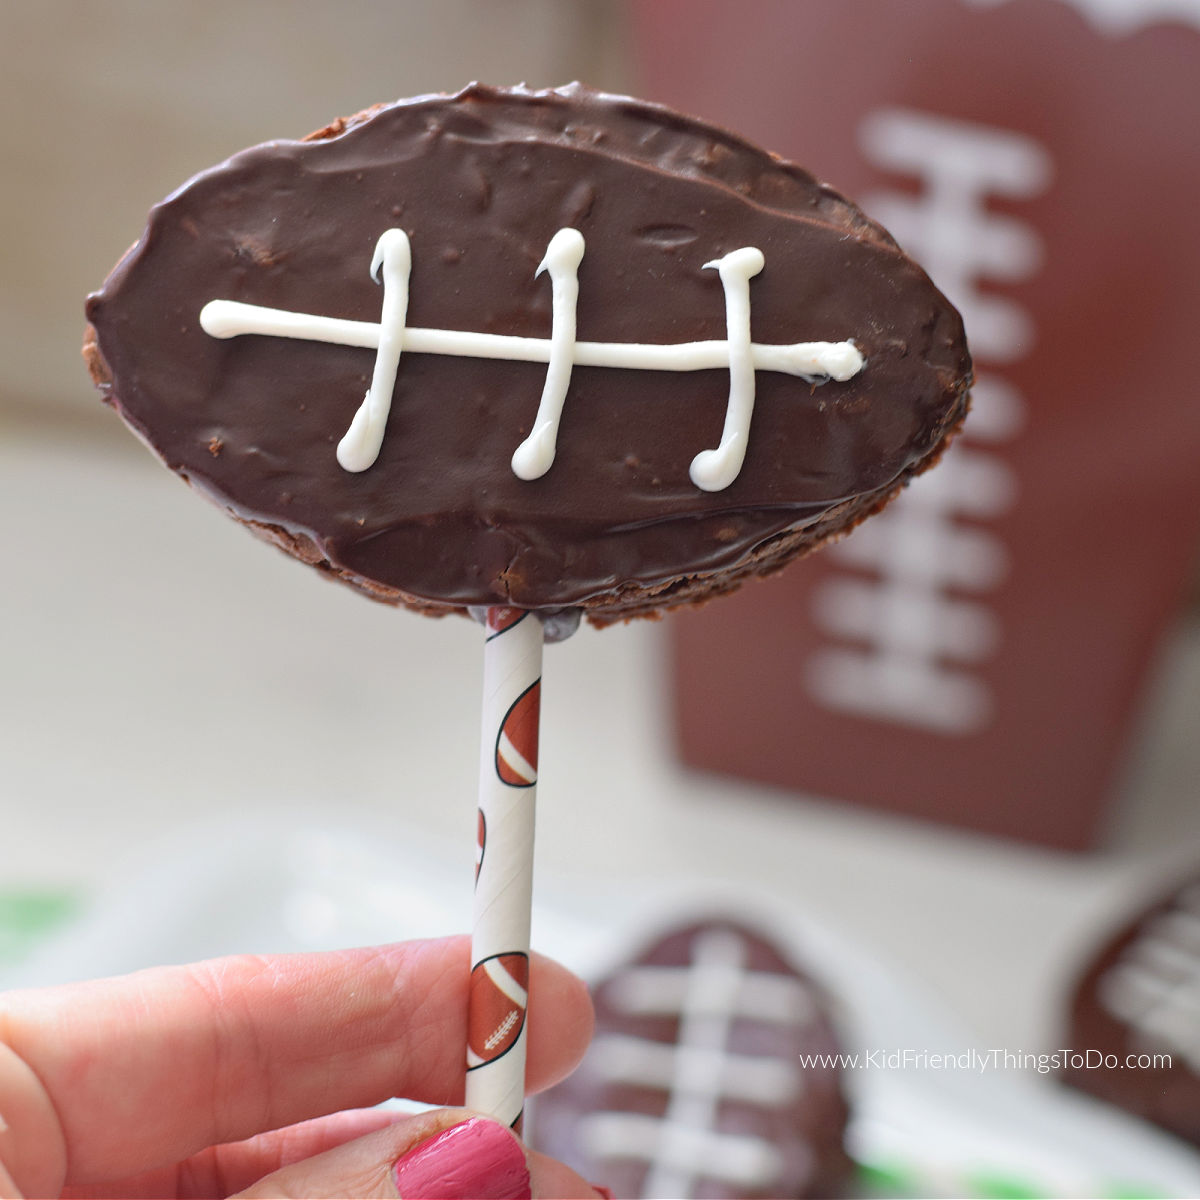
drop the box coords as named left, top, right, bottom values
left=0, top=936, right=600, bottom=1198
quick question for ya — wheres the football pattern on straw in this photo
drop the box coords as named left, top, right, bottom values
left=495, top=681, right=540, bottom=787
left=467, top=951, right=530, bottom=1067
left=467, top=603, right=542, bottom=1129
left=475, top=808, right=486, bottom=883
left=486, top=607, right=527, bottom=638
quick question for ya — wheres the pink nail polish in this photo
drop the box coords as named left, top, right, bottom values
left=393, top=1118, right=531, bottom=1199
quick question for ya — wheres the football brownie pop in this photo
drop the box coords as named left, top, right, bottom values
left=531, top=917, right=853, bottom=1199
left=83, top=83, right=971, bottom=626
left=1063, top=872, right=1200, bottom=1147
left=83, top=82, right=970, bottom=1134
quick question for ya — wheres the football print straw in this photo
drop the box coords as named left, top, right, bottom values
left=465, top=606, right=544, bottom=1129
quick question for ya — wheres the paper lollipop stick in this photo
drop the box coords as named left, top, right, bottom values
left=465, top=606, right=544, bottom=1129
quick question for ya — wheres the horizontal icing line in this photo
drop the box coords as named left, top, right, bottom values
left=200, top=299, right=860, bottom=380
left=578, top=1111, right=782, bottom=1187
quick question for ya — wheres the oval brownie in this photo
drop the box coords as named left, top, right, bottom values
left=84, top=83, right=970, bottom=624
left=528, top=917, right=853, bottom=1198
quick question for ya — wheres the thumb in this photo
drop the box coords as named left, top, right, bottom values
left=230, top=1109, right=607, bottom=1200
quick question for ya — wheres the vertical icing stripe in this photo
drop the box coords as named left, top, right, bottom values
left=511, top=228, right=585, bottom=480
left=690, top=247, right=766, bottom=492
left=337, top=228, right=412, bottom=471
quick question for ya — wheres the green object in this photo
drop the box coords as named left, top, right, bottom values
left=854, top=1155, right=1172, bottom=1200
left=855, top=1158, right=924, bottom=1196
left=967, top=1171, right=1043, bottom=1199
left=0, top=890, right=80, bottom=965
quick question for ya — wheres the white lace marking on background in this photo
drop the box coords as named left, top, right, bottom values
left=807, top=109, right=1050, bottom=735
left=200, top=228, right=864, bottom=490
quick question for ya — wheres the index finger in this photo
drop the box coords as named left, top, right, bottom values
left=0, top=936, right=592, bottom=1194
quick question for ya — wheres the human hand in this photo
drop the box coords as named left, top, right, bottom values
left=0, top=936, right=604, bottom=1198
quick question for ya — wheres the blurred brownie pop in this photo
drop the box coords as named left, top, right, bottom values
left=84, top=83, right=971, bottom=1129
left=530, top=917, right=853, bottom=1199
left=1064, top=872, right=1200, bottom=1148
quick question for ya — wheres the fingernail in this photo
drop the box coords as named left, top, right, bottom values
left=393, top=1117, right=531, bottom=1199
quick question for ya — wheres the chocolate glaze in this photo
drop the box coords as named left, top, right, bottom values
left=84, top=83, right=970, bottom=621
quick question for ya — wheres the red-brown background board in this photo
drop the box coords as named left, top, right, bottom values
left=633, top=0, right=1200, bottom=848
